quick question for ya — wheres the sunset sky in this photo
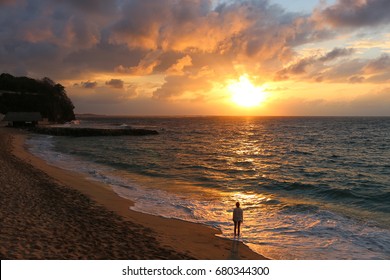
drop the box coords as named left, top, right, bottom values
left=1, top=0, right=389, bottom=116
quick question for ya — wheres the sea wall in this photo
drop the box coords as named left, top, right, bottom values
left=29, top=126, right=159, bottom=137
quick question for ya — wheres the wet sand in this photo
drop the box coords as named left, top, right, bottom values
left=0, top=127, right=266, bottom=260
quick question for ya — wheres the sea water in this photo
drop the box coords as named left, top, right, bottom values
left=26, top=116, right=390, bottom=259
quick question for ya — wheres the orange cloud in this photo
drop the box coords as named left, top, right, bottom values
left=166, top=55, right=193, bottom=75
left=1, top=0, right=389, bottom=116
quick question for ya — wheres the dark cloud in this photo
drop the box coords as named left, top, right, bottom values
left=80, top=81, right=98, bottom=89
left=275, top=47, right=355, bottom=80
left=275, top=48, right=390, bottom=84
left=54, top=0, right=118, bottom=14
left=105, top=79, right=124, bottom=89
left=64, top=42, right=146, bottom=76
left=0, top=0, right=16, bottom=5
left=364, top=54, right=390, bottom=74
left=0, top=0, right=326, bottom=83
left=319, top=0, right=390, bottom=27
left=319, top=47, right=355, bottom=62
left=327, top=54, right=390, bottom=83
left=0, top=40, right=62, bottom=78
left=323, top=58, right=367, bottom=82
left=0, top=0, right=114, bottom=78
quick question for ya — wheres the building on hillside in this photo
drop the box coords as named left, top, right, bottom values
left=3, top=112, right=43, bottom=127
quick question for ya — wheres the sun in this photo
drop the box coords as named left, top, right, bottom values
left=228, top=75, right=267, bottom=108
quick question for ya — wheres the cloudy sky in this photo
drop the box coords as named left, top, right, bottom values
left=1, top=0, right=389, bottom=116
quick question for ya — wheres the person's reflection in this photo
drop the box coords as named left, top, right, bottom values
left=229, top=238, right=240, bottom=259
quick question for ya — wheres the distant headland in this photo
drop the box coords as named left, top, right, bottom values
left=0, top=73, right=159, bottom=136
left=0, top=73, right=75, bottom=123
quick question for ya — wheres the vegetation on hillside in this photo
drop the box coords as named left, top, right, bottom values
left=0, top=73, right=75, bottom=122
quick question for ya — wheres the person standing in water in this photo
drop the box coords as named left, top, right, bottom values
left=233, top=202, right=243, bottom=236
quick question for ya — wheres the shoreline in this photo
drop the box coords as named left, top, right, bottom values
left=1, top=127, right=266, bottom=260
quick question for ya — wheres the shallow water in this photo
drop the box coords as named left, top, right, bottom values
left=27, top=116, right=390, bottom=259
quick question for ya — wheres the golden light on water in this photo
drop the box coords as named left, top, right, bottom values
left=228, top=75, right=267, bottom=108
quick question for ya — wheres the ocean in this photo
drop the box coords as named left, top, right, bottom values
left=26, top=116, right=390, bottom=259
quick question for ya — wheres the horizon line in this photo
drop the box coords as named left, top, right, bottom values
left=75, top=113, right=390, bottom=118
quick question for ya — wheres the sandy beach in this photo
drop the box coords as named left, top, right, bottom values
left=0, top=127, right=266, bottom=260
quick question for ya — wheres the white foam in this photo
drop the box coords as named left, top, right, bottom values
left=26, top=134, right=212, bottom=223
left=26, top=134, right=390, bottom=260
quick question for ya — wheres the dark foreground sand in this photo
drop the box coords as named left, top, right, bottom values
left=0, top=127, right=266, bottom=260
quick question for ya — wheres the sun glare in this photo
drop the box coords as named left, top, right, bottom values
left=228, top=75, right=267, bottom=108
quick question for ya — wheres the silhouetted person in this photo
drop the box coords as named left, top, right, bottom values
left=233, top=202, right=243, bottom=236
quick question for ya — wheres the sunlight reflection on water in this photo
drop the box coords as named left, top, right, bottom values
left=27, top=116, right=390, bottom=259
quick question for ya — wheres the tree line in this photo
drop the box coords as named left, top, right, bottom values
left=0, top=73, right=75, bottom=122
